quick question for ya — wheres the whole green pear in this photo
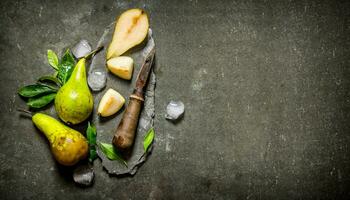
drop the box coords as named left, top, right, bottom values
left=55, top=58, right=93, bottom=124
left=32, top=113, right=88, bottom=166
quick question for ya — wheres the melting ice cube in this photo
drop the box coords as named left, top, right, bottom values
left=73, top=164, right=94, bottom=186
left=166, top=100, right=185, bottom=121
left=88, top=69, right=107, bottom=91
left=72, top=40, right=92, bottom=58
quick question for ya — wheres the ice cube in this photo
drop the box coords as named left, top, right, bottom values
left=72, top=40, right=92, bottom=58
left=88, top=69, right=107, bottom=91
left=73, top=164, right=94, bottom=186
left=166, top=100, right=185, bottom=121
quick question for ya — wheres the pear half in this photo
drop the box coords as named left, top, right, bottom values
left=98, top=89, right=125, bottom=117
left=107, top=56, right=134, bottom=80
left=107, top=9, right=149, bottom=59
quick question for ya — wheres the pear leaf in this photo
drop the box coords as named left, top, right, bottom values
left=57, top=49, right=75, bottom=85
left=143, top=128, right=155, bottom=152
left=98, top=142, right=127, bottom=166
left=27, top=93, right=56, bottom=108
left=47, top=50, right=59, bottom=70
left=18, top=84, right=57, bottom=98
left=86, top=122, right=97, bottom=162
left=38, top=75, right=61, bottom=86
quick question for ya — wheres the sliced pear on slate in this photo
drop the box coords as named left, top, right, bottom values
left=106, top=9, right=149, bottom=59
left=98, top=89, right=125, bottom=117
left=107, top=56, right=134, bottom=80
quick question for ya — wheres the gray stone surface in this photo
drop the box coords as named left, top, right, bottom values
left=0, top=0, right=349, bottom=199
left=90, top=24, right=156, bottom=176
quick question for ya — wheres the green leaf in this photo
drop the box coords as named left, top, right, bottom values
left=98, top=142, right=127, bottom=166
left=47, top=50, right=59, bottom=70
left=89, top=148, right=97, bottom=163
left=86, top=122, right=97, bottom=146
left=86, top=122, right=97, bottom=162
left=57, top=49, right=75, bottom=84
left=27, top=93, right=56, bottom=108
left=18, top=84, right=58, bottom=98
left=38, top=75, right=61, bottom=86
left=37, top=82, right=59, bottom=90
left=143, top=128, right=155, bottom=152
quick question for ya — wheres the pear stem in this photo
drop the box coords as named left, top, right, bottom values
left=17, top=109, right=34, bottom=116
left=84, top=46, right=104, bottom=60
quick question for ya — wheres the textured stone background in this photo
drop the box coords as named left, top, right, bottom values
left=0, top=0, right=349, bottom=199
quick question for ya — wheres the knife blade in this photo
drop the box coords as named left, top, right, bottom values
left=135, top=48, right=155, bottom=91
left=112, top=30, right=156, bottom=151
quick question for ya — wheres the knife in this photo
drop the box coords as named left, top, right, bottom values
left=112, top=31, right=155, bottom=151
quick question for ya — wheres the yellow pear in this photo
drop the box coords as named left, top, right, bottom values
left=98, top=89, right=125, bottom=117
left=107, top=56, right=134, bottom=80
left=32, top=113, right=88, bottom=166
left=106, top=9, right=149, bottom=59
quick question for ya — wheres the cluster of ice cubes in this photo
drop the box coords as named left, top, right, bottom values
left=72, top=39, right=107, bottom=91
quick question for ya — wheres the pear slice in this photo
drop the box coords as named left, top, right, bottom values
left=107, top=9, right=149, bottom=59
left=107, top=56, right=134, bottom=80
left=98, top=89, right=125, bottom=117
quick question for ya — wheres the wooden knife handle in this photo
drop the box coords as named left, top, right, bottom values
left=112, top=93, right=144, bottom=150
